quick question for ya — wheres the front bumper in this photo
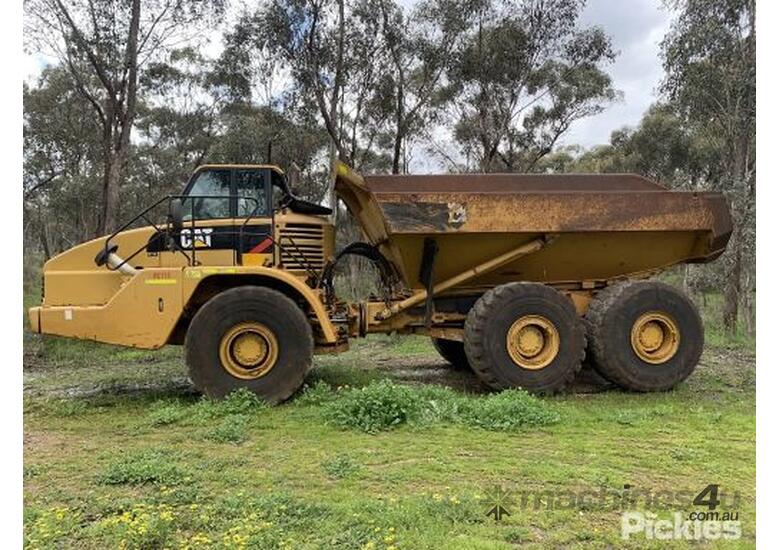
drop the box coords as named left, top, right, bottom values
left=28, top=307, right=41, bottom=334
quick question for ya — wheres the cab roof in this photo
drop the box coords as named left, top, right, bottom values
left=194, top=164, right=285, bottom=175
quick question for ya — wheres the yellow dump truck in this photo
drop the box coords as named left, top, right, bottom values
left=28, top=162, right=732, bottom=402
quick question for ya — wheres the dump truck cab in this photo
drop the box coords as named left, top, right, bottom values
left=28, top=164, right=339, bottom=357
left=172, top=164, right=334, bottom=271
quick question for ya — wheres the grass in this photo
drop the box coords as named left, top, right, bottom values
left=23, top=327, right=755, bottom=549
left=202, top=414, right=250, bottom=444
left=98, top=449, right=189, bottom=486
left=322, top=453, right=362, bottom=479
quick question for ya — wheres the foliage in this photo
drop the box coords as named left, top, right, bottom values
left=22, top=1, right=754, bottom=345
left=295, top=380, right=339, bottom=406
left=148, top=401, right=189, bottom=427
left=91, top=503, right=177, bottom=549
left=23, top=67, right=103, bottom=251
left=202, top=414, right=250, bottom=444
left=24, top=0, right=227, bottom=235
left=324, top=379, right=559, bottom=433
left=34, top=398, right=90, bottom=418
left=456, top=389, right=560, bottom=430
left=99, top=449, right=188, bottom=486
left=24, top=333, right=756, bottom=547
left=324, top=380, right=423, bottom=433
left=196, top=388, right=267, bottom=417
left=24, top=506, right=83, bottom=549
left=654, top=0, right=755, bottom=335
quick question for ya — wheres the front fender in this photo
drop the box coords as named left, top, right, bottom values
left=182, top=266, right=338, bottom=344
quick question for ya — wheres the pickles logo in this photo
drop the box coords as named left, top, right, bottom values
left=180, top=228, right=213, bottom=249
left=621, top=512, right=741, bottom=541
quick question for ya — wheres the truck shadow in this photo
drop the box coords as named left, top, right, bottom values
left=370, top=359, right=615, bottom=395
left=24, top=361, right=615, bottom=405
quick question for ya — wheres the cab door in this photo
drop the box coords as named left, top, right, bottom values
left=160, top=168, right=236, bottom=267
left=233, top=168, right=274, bottom=267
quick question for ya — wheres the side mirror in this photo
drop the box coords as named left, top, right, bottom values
left=168, top=199, right=184, bottom=234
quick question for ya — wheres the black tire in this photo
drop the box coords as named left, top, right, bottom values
left=464, top=282, right=585, bottom=394
left=431, top=337, right=470, bottom=370
left=585, top=281, right=703, bottom=392
left=185, top=286, right=313, bottom=404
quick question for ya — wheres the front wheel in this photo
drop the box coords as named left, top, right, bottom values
left=185, top=286, right=313, bottom=403
left=464, top=282, right=585, bottom=394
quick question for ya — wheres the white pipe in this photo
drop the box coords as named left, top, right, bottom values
left=106, top=252, right=138, bottom=276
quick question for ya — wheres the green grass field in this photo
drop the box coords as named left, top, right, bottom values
left=23, top=329, right=755, bottom=549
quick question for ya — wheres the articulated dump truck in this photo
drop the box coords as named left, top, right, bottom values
left=28, top=162, right=732, bottom=403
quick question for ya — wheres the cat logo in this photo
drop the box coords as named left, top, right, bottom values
left=180, top=228, right=213, bottom=249
left=447, top=202, right=467, bottom=228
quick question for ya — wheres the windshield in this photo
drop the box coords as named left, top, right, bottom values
left=182, top=169, right=232, bottom=220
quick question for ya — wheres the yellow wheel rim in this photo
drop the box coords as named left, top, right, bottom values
left=630, top=312, right=680, bottom=364
left=506, top=315, right=560, bottom=370
left=219, top=322, right=279, bottom=380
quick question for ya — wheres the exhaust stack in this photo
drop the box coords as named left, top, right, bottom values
left=94, top=244, right=138, bottom=276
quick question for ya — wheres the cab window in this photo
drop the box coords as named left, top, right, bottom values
left=183, top=169, right=231, bottom=220
left=236, top=169, right=269, bottom=217
left=271, top=170, right=288, bottom=209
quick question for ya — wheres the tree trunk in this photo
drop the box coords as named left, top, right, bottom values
left=722, top=225, right=741, bottom=334
left=98, top=130, right=114, bottom=236
left=391, top=71, right=404, bottom=174
left=103, top=150, right=126, bottom=235
left=97, top=0, right=141, bottom=236
left=392, top=132, right=403, bottom=174
left=38, top=217, right=51, bottom=261
left=742, top=282, right=754, bottom=339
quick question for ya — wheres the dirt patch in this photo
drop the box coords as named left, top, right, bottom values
left=24, top=376, right=196, bottom=400
left=23, top=346, right=754, bottom=400
left=24, top=430, right=71, bottom=453
left=365, top=353, right=616, bottom=394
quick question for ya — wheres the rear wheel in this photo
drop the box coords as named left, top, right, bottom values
left=585, top=281, right=703, bottom=391
left=464, top=283, right=585, bottom=394
left=185, top=286, right=313, bottom=403
left=431, top=337, right=470, bottom=370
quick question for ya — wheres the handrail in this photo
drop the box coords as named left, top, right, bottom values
left=102, top=194, right=259, bottom=272
left=99, top=195, right=323, bottom=283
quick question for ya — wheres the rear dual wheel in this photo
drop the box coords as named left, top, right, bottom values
left=464, top=282, right=585, bottom=394
left=185, top=286, right=313, bottom=404
left=585, top=281, right=703, bottom=391
left=431, top=337, right=470, bottom=370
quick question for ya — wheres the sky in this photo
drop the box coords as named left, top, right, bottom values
left=24, top=0, right=675, bottom=163
left=562, top=0, right=674, bottom=148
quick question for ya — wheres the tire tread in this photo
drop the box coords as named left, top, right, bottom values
left=464, top=282, right=585, bottom=394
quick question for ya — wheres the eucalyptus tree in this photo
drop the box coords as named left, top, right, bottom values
left=661, top=0, right=755, bottom=333
left=446, top=0, right=617, bottom=173
left=132, top=47, right=228, bottom=202
left=24, top=0, right=226, bottom=235
left=223, top=0, right=384, bottom=169
left=369, top=0, right=482, bottom=173
left=24, top=66, right=103, bottom=255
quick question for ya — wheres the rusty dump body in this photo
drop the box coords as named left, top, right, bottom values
left=334, top=163, right=732, bottom=294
